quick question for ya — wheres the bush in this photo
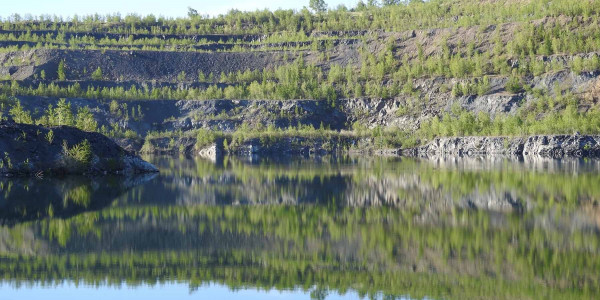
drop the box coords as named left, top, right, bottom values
left=505, top=75, right=523, bottom=94
left=195, top=129, right=218, bottom=149
left=140, top=137, right=155, bottom=153
left=63, top=139, right=93, bottom=167
left=91, top=67, right=103, bottom=80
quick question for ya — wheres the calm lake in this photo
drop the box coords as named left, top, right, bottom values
left=1, top=155, right=599, bottom=300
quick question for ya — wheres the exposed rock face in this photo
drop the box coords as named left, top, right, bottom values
left=0, top=120, right=158, bottom=176
left=408, top=135, right=600, bottom=157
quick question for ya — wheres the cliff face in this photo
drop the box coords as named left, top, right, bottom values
left=407, top=135, right=600, bottom=158
left=0, top=120, right=157, bottom=176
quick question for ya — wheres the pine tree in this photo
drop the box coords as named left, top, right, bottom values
left=55, top=98, right=74, bottom=126
left=75, top=107, right=98, bottom=132
left=57, top=60, right=66, bottom=81
left=91, top=67, right=103, bottom=80
left=8, top=100, right=33, bottom=124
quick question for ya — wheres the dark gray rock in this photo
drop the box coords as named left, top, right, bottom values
left=0, top=120, right=158, bottom=176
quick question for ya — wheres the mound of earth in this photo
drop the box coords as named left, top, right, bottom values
left=0, top=120, right=158, bottom=176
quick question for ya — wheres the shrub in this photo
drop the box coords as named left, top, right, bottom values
left=140, top=137, right=155, bottom=153
left=46, top=130, right=54, bottom=144
left=75, top=107, right=98, bottom=132
left=505, top=75, right=523, bottom=94
left=63, top=139, right=93, bottom=167
left=195, top=129, right=218, bottom=149
left=91, top=67, right=103, bottom=80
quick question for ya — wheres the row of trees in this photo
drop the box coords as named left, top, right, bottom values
left=8, top=98, right=97, bottom=132
left=2, top=11, right=600, bottom=55
left=1, top=0, right=599, bottom=35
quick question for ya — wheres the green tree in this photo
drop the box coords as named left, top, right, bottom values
left=177, top=71, right=186, bottom=82
left=64, top=139, right=93, bottom=166
left=91, top=67, right=103, bottom=80
left=75, top=107, right=98, bottom=132
left=8, top=100, right=33, bottom=124
left=55, top=98, right=74, bottom=126
left=57, top=60, right=66, bottom=81
left=309, top=0, right=327, bottom=13
left=187, top=7, right=199, bottom=18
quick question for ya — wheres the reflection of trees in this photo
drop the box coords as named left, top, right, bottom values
left=63, top=184, right=92, bottom=208
left=134, top=156, right=600, bottom=211
left=0, top=205, right=598, bottom=299
left=1, top=156, right=600, bottom=298
left=0, top=173, right=157, bottom=224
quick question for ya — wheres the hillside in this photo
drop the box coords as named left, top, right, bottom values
left=1, top=0, right=600, bottom=155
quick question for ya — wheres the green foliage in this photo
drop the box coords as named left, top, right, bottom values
left=45, top=129, right=54, bottom=144
left=418, top=103, right=600, bottom=140
left=177, top=71, right=186, bottom=82
left=53, top=98, right=74, bottom=126
left=75, top=107, right=98, bottom=132
left=309, top=0, right=327, bottom=13
left=63, top=139, right=93, bottom=167
left=505, top=75, right=523, bottom=94
left=57, top=60, right=66, bottom=81
left=8, top=100, right=33, bottom=124
left=140, top=136, right=154, bottom=153
left=91, top=67, right=103, bottom=80
left=195, top=129, right=220, bottom=149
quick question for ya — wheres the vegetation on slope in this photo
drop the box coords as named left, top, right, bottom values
left=2, top=0, right=600, bottom=147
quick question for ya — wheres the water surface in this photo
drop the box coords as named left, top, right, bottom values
left=1, top=155, right=599, bottom=300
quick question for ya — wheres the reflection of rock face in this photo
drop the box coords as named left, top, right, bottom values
left=136, top=156, right=600, bottom=214
left=197, top=144, right=222, bottom=162
left=0, top=156, right=599, bottom=298
left=418, top=155, right=600, bottom=174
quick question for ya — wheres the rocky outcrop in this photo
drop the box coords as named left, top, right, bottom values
left=408, top=135, right=600, bottom=157
left=0, top=120, right=158, bottom=176
left=197, top=143, right=222, bottom=162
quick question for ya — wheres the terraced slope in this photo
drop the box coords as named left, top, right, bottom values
left=0, top=0, right=599, bottom=155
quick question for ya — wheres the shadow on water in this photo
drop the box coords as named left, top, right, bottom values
left=0, top=173, right=158, bottom=225
left=1, top=155, right=600, bottom=299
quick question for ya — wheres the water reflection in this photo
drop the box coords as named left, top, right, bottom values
left=0, top=155, right=599, bottom=300
left=116, top=155, right=600, bottom=213
left=0, top=173, right=157, bottom=225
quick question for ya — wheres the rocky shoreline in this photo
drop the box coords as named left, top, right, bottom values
left=195, top=134, right=600, bottom=160
left=404, top=135, right=600, bottom=158
left=0, top=120, right=158, bottom=176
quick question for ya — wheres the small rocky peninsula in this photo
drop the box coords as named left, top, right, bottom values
left=0, top=120, right=158, bottom=176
